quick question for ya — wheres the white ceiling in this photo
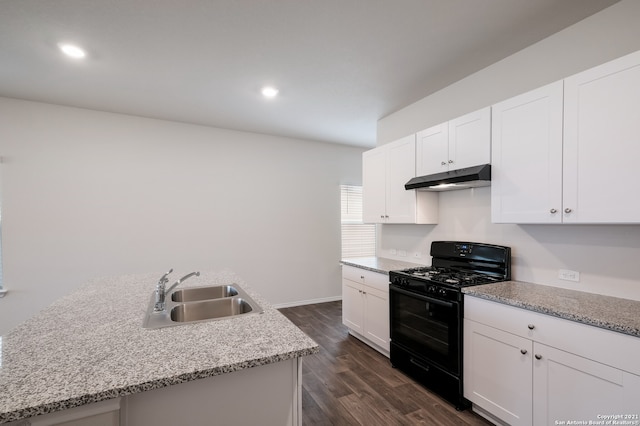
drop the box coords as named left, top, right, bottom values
left=0, top=0, right=618, bottom=148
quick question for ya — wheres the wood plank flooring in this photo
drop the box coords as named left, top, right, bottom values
left=279, top=301, right=492, bottom=426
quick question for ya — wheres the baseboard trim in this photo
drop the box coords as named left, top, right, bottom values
left=272, top=295, right=342, bottom=309
left=347, top=330, right=390, bottom=358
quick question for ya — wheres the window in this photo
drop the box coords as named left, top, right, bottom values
left=340, top=185, right=375, bottom=258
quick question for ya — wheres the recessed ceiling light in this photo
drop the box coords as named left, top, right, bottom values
left=58, top=43, right=86, bottom=59
left=261, top=86, right=279, bottom=98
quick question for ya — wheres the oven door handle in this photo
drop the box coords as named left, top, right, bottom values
left=390, top=285, right=454, bottom=308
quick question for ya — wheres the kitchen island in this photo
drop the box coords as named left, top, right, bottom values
left=0, top=270, right=319, bottom=425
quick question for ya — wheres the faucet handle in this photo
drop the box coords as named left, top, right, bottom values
left=158, top=268, right=174, bottom=285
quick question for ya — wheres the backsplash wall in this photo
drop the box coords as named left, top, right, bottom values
left=378, top=187, right=640, bottom=301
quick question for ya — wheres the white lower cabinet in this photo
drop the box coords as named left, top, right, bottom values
left=464, top=320, right=532, bottom=426
left=464, top=296, right=640, bottom=426
left=533, top=343, right=640, bottom=424
left=342, top=266, right=390, bottom=355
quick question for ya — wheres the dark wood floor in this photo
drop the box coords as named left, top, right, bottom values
left=279, top=301, right=492, bottom=426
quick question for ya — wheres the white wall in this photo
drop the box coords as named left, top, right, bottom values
left=375, top=0, right=640, bottom=301
left=0, top=97, right=365, bottom=335
left=378, top=0, right=640, bottom=144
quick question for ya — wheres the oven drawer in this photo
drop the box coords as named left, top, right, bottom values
left=391, top=343, right=469, bottom=410
left=342, top=265, right=389, bottom=292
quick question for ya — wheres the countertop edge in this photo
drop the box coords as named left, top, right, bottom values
left=341, top=256, right=423, bottom=274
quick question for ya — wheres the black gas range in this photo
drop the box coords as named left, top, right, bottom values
left=389, top=241, right=511, bottom=410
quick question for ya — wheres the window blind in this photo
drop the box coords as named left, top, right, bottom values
left=341, top=185, right=375, bottom=258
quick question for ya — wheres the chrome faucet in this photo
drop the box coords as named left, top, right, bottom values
left=154, top=269, right=201, bottom=312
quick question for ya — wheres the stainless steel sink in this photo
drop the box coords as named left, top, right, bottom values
left=170, top=298, right=253, bottom=322
left=142, top=284, right=263, bottom=329
left=171, top=285, right=238, bottom=302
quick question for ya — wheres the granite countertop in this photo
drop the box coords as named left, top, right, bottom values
left=0, top=270, right=319, bottom=424
left=341, top=256, right=424, bottom=274
left=463, top=281, right=640, bottom=338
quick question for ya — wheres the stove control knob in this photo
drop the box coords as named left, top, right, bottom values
left=438, top=288, right=447, bottom=296
left=402, top=278, right=410, bottom=286
left=428, top=285, right=436, bottom=293
left=392, top=276, right=402, bottom=285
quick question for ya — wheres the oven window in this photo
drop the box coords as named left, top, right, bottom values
left=390, top=288, right=459, bottom=372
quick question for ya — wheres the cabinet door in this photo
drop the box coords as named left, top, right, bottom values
left=416, top=123, right=448, bottom=176
left=448, top=107, right=491, bottom=170
left=362, top=147, right=387, bottom=223
left=464, top=319, right=533, bottom=426
left=385, top=135, right=417, bottom=223
left=563, top=50, right=640, bottom=223
left=491, top=81, right=564, bottom=223
left=342, top=279, right=364, bottom=334
left=363, top=287, right=389, bottom=352
left=533, top=342, right=640, bottom=425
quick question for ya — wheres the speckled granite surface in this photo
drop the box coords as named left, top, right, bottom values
left=341, top=256, right=424, bottom=274
left=0, top=270, right=319, bottom=424
left=463, top=281, right=640, bottom=338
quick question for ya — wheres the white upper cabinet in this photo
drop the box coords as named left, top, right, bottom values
left=362, top=146, right=387, bottom=224
left=416, top=122, right=448, bottom=176
left=363, top=135, right=438, bottom=224
left=563, top=50, right=640, bottom=223
left=491, top=81, right=564, bottom=223
left=417, top=107, right=491, bottom=176
left=492, top=49, right=640, bottom=224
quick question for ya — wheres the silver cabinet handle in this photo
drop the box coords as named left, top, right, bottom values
left=385, top=215, right=389, bottom=218
left=441, top=161, right=447, bottom=166
left=360, top=276, right=364, bottom=279
left=550, top=208, right=557, bottom=214
left=448, top=159, right=454, bottom=164
left=535, top=354, right=542, bottom=360
left=564, top=208, right=572, bottom=213
left=528, top=324, right=535, bottom=330
left=520, top=349, right=528, bottom=355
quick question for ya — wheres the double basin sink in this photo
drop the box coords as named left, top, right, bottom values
left=143, top=284, right=263, bottom=329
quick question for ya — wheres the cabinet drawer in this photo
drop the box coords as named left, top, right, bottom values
left=465, top=296, right=640, bottom=376
left=342, top=266, right=389, bottom=292
left=465, top=296, right=540, bottom=338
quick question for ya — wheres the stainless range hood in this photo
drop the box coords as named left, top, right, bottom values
left=405, top=164, right=491, bottom=192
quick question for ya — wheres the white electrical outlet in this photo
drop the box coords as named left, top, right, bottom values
left=398, top=250, right=407, bottom=257
left=558, top=269, right=580, bottom=282
left=414, top=252, right=422, bottom=258
left=390, top=248, right=397, bottom=255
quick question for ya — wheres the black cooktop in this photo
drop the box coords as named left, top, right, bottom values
left=393, top=266, right=502, bottom=288
left=389, top=241, right=511, bottom=298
